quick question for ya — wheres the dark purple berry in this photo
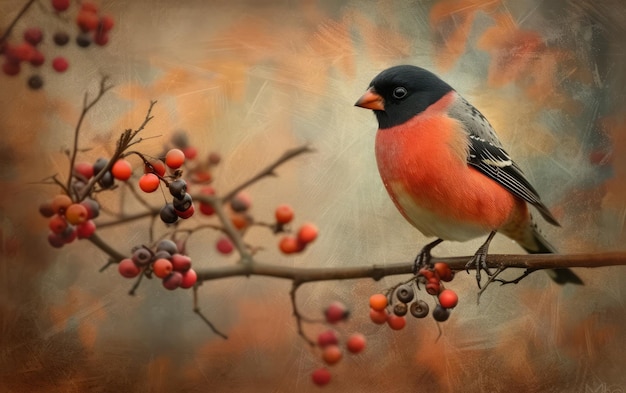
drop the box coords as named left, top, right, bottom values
left=432, top=304, right=450, bottom=322
left=132, top=247, right=152, bottom=266
left=168, top=179, right=187, bottom=199
left=409, top=300, right=429, bottom=318
left=76, top=32, right=92, bottom=48
left=393, top=302, right=408, bottom=317
left=160, top=203, right=178, bottom=224
left=27, top=75, right=43, bottom=90
left=173, top=193, right=193, bottom=211
left=396, top=284, right=414, bottom=303
left=53, top=31, right=70, bottom=46
left=156, top=239, right=178, bottom=254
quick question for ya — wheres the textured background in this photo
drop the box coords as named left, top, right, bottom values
left=1, top=0, right=625, bottom=392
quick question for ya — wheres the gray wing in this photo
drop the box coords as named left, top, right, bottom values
left=449, top=94, right=560, bottom=226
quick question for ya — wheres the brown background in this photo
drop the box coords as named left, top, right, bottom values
left=1, top=0, right=625, bottom=392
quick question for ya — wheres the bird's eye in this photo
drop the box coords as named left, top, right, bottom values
left=392, top=87, right=408, bottom=99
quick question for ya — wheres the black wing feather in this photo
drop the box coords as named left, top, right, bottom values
left=467, top=135, right=560, bottom=226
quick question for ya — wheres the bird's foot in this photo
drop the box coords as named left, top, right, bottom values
left=464, top=231, right=497, bottom=289
left=494, top=268, right=536, bottom=286
left=412, top=238, right=444, bottom=275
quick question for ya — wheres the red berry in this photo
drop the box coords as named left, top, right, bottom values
left=52, top=57, right=69, bottom=72
left=76, top=220, right=96, bottom=238
left=297, top=223, right=318, bottom=244
left=30, top=51, right=45, bottom=66
left=346, top=333, right=366, bottom=354
left=74, top=161, right=94, bottom=179
left=434, top=262, right=454, bottom=282
left=48, top=232, right=65, bottom=248
left=170, top=253, right=191, bottom=272
left=175, top=204, right=195, bottom=219
left=198, top=186, right=216, bottom=215
left=278, top=236, right=301, bottom=254
left=65, top=203, right=89, bottom=225
left=111, top=159, right=132, bottom=181
left=118, top=258, right=141, bottom=278
left=94, top=32, right=109, bottom=46
left=138, top=173, right=160, bottom=193
left=369, top=308, right=388, bottom=324
left=322, top=345, right=342, bottom=365
left=49, top=215, right=68, bottom=234
left=387, top=314, right=406, bottom=330
left=162, top=271, right=183, bottom=290
left=438, top=289, right=458, bottom=309
left=311, top=368, right=331, bottom=387
left=76, top=11, right=100, bottom=32
left=61, top=226, right=77, bottom=244
left=369, top=293, right=388, bottom=311
left=418, top=268, right=435, bottom=280
left=317, top=329, right=339, bottom=348
left=51, top=0, right=70, bottom=12
left=275, top=204, right=294, bottom=224
left=230, top=212, right=249, bottom=229
left=325, top=301, right=348, bottom=324
left=216, top=236, right=234, bottom=254
left=426, top=280, right=441, bottom=295
left=24, top=27, right=43, bottom=46
left=180, top=268, right=197, bottom=289
left=2, top=61, right=20, bottom=76
left=165, top=148, right=185, bottom=169
left=99, top=15, right=115, bottom=32
left=145, top=159, right=166, bottom=176
left=153, top=258, right=173, bottom=279
left=7, top=43, right=35, bottom=62
left=182, top=146, right=197, bottom=160
left=208, top=152, right=221, bottom=165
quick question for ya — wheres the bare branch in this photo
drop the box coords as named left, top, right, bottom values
left=0, top=0, right=37, bottom=43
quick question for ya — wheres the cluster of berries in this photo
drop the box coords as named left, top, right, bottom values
left=118, top=239, right=197, bottom=290
left=368, top=262, right=459, bottom=329
left=40, top=194, right=99, bottom=248
left=138, top=148, right=196, bottom=224
left=310, top=301, right=367, bottom=387
left=1, top=0, right=114, bottom=89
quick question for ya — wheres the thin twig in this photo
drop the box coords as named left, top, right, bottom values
left=67, top=76, right=114, bottom=199
left=290, top=281, right=316, bottom=347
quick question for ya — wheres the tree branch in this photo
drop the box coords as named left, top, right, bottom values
left=0, top=0, right=36, bottom=44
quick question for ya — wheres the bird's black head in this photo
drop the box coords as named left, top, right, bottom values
left=355, top=65, right=454, bottom=129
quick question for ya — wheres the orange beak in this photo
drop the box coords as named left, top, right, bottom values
left=355, top=88, right=385, bottom=111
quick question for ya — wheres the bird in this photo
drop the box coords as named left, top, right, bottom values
left=355, top=65, right=582, bottom=286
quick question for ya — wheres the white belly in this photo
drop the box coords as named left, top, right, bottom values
left=391, top=181, right=489, bottom=242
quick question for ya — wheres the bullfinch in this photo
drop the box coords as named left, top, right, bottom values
left=355, top=65, right=582, bottom=286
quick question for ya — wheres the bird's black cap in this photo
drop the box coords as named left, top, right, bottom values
left=359, top=65, right=454, bottom=129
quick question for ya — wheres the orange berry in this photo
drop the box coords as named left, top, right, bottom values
left=165, top=148, right=185, bottom=169
left=230, top=213, right=249, bottom=230
left=297, top=223, right=318, bottom=244
left=369, top=308, right=388, bottom=324
left=76, top=11, right=100, bottom=32
left=275, top=204, right=294, bottom=224
left=434, top=262, right=453, bottom=282
left=438, top=289, right=458, bottom=309
left=111, top=159, right=133, bottom=181
left=139, top=173, right=160, bottom=193
left=65, top=203, right=89, bottom=225
left=278, top=236, right=302, bottom=254
left=346, top=333, right=366, bottom=354
left=369, top=293, right=388, bottom=311
left=51, top=194, right=73, bottom=214
left=153, top=258, right=173, bottom=279
left=387, top=314, right=406, bottom=330
left=321, top=345, right=342, bottom=365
